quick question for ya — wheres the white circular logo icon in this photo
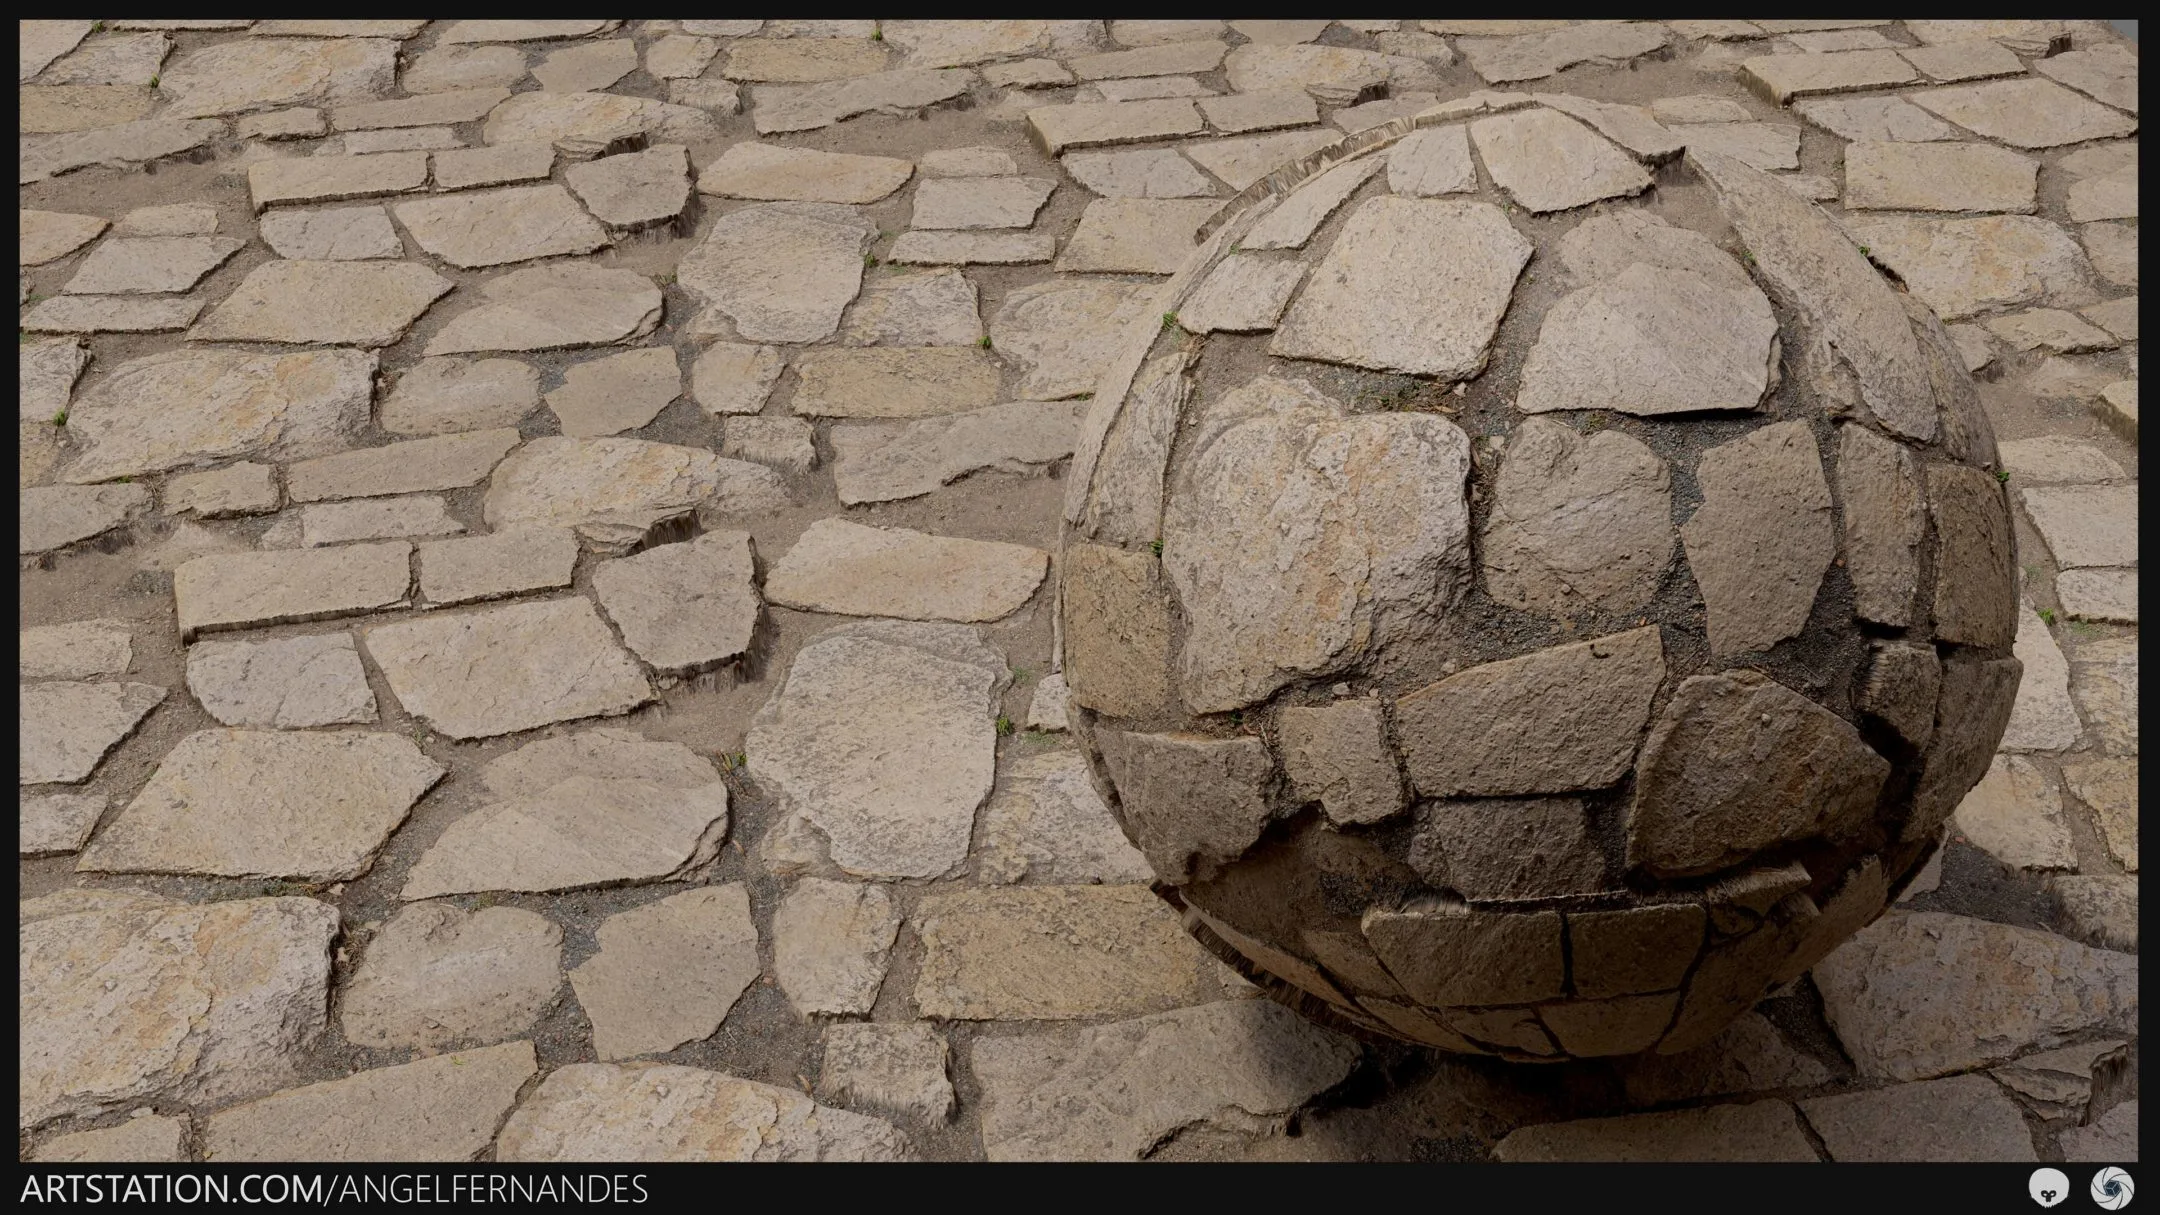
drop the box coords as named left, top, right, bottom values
left=2032, top=1168, right=2070, bottom=1208
left=2093, top=1167, right=2134, bottom=1211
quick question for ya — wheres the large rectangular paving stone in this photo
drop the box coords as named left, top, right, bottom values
left=174, top=541, right=412, bottom=640
left=286, top=429, right=521, bottom=502
left=1026, top=98, right=1204, bottom=155
left=364, top=598, right=652, bottom=739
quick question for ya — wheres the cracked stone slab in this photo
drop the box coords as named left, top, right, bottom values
left=1953, top=754, right=2075, bottom=871
left=341, top=902, right=562, bottom=1050
left=202, top=1042, right=536, bottom=1163
left=288, top=429, right=519, bottom=505
left=991, top=278, right=1156, bottom=399
left=479, top=91, right=717, bottom=158
left=364, top=598, right=653, bottom=740
left=1177, top=255, right=1305, bottom=334
left=61, top=236, right=240, bottom=295
left=188, top=259, right=453, bottom=348
left=394, top=185, right=610, bottom=268
left=817, top=1023, right=954, bottom=1125
left=1095, top=729, right=1275, bottom=884
left=1793, top=96, right=1958, bottom=143
left=426, top=263, right=662, bottom=355
left=592, top=529, right=758, bottom=675
left=691, top=343, right=785, bottom=414
left=1680, top=420, right=1837, bottom=658
left=698, top=141, right=913, bottom=204
left=748, top=68, right=974, bottom=137
left=185, top=632, right=376, bottom=729
left=765, top=519, right=1048, bottom=623
left=21, top=338, right=90, bottom=424
left=21, top=483, right=148, bottom=554
left=155, top=37, right=396, bottom=118
left=497, top=1063, right=911, bottom=1161
left=571, top=885, right=761, bottom=1060
left=773, top=877, right=900, bottom=1017
left=1179, top=128, right=1338, bottom=191
left=1909, top=77, right=2138, bottom=150
left=1742, top=49, right=1917, bottom=103
left=678, top=202, right=874, bottom=343
left=19, top=681, right=166, bottom=786
left=20, top=117, right=225, bottom=184
left=1517, top=261, right=1776, bottom=416
left=76, top=729, right=442, bottom=880
left=831, top=400, right=1088, bottom=506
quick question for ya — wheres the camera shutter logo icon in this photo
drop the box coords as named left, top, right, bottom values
left=2093, top=1167, right=2133, bottom=1211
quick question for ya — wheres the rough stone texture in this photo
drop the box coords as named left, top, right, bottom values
left=699, top=141, right=912, bottom=204
left=1059, top=544, right=1174, bottom=718
left=1858, top=641, right=1942, bottom=752
left=1495, top=1100, right=1819, bottom=1161
left=1026, top=98, right=1205, bottom=155
left=156, top=37, right=396, bottom=118
left=21, top=117, right=226, bottom=185
left=1804, top=1075, right=2040, bottom=1163
left=1518, top=262, right=1775, bottom=416
left=749, top=69, right=974, bottom=137
left=1164, top=377, right=1472, bottom=713
left=1362, top=903, right=1566, bottom=1008
left=531, top=39, right=635, bottom=93
left=721, top=416, right=818, bottom=476
left=1456, top=22, right=1670, bottom=84
left=1620, top=1011, right=1831, bottom=1106
left=1794, top=95, right=1957, bottom=143
left=818, top=1023, right=954, bottom=1125
left=363, top=599, right=651, bottom=740
left=1470, top=108, right=1654, bottom=213
left=562, top=144, right=691, bottom=228
left=2061, top=1101, right=2139, bottom=1163
left=678, top=202, right=873, bottom=344
left=1481, top=419, right=1672, bottom=616
left=20, top=792, right=106, bottom=856
left=1628, top=671, right=1891, bottom=878
left=691, top=343, right=785, bottom=415
left=992, top=279, right=1155, bottom=400
left=911, top=176, right=1056, bottom=230
left=2064, top=757, right=2138, bottom=872
left=172, top=542, right=411, bottom=640
left=841, top=267, right=982, bottom=347
left=1814, top=912, right=2139, bottom=1082
left=1844, top=141, right=2038, bottom=214
left=21, top=484, right=148, bottom=554
left=1242, top=157, right=1383, bottom=250
left=1928, top=464, right=2018, bottom=647
left=432, top=142, right=554, bottom=191
left=63, top=347, right=376, bottom=484
left=29, top=1116, right=185, bottom=1163
left=1095, top=729, right=1274, bottom=884
left=247, top=152, right=430, bottom=210
left=20, top=897, right=337, bottom=1130
left=1908, top=656, right=2024, bottom=844
left=20, top=209, right=108, bottom=264
left=772, top=878, right=899, bottom=1017
left=1055, top=198, right=1219, bottom=274
left=296, top=495, right=463, bottom=547
left=1681, top=421, right=1837, bottom=658
left=887, top=230, right=1056, bottom=265
left=2068, top=637, right=2137, bottom=758
left=288, top=430, right=519, bottom=505
left=401, top=774, right=727, bottom=900
left=1275, top=699, right=1406, bottom=827
left=2057, top=569, right=2137, bottom=625
left=201, top=1042, right=535, bottom=1163
left=426, top=263, right=662, bottom=356
left=341, top=902, right=561, bottom=1050
left=2051, top=875, right=2137, bottom=954
left=2002, top=608, right=2083, bottom=752
left=1836, top=424, right=1927, bottom=628
left=20, top=619, right=131, bottom=681
left=20, top=338, right=90, bottom=425
left=1273, top=197, right=1531, bottom=378
left=480, top=91, right=717, bottom=158
left=1910, top=78, right=2138, bottom=150
left=972, top=1000, right=1359, bottom=1160
left=746, top=621, right=1003, bottom=881
left=1408, top=797, right=1608, bottom=901
left=185, top=632, right=377, bottom=729
left=544, top=347, right=681, bottom=438
left=764, top=519, right=1047, bottom=623
left=483, top=436, right=785, bottom=533
left=2022, top=485, right=2137, bottom=570
left=1386, top=124, right=1477, bottom=196
left=394, top=185, right=609, bottom=269
left=789, top=347, right=1002, bottom=418
left=571, top=885, right=760, bottom=1061
left=380, top=358, right=540, bottom=437
left=19, top=681, right=167, bottom=786
left=977, top=750, right=1152, bottom=885
left=1850, top=214, right=2096, bottom=323
left=63, top=236, right=241, bottom=295
left=1395, top=628, right=1664, bottom=799
left=591, top=530, right=757, bottom=675
left=912, top=885, right=1232, bottom=1020
left=256, top=206, right=401, bottom=260
left=1181, top=129, right=1339, bottom=191
left=497, top=1063, right=911, bottom=1162
left=21, top=295, right=207, bottom=336
left=832, top=400, right=1087, bottom=506
left=1955, top=755, right=2075, bottom=871
left=1176, top=255, right=1305, bottom=334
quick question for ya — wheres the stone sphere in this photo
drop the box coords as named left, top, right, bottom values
left=1055, top=97, right=2022, bottom=1060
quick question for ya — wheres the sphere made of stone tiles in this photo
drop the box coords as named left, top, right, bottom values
left=1055, top=94, right=2022, bottom=1060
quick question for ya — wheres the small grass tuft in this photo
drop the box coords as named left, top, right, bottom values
left=148, top=74, right=159, bottom=89
left=864, top=253, right=879, bottom=268
left=995, top=715, right=1014, bottom=736
left=1995, top=469, right=2011, bottom=483
left=1149, top=539, right=1163, bottom=556
left=978, top=334, right=993, bottom=349
left=1161, top=311, right=1179, bottom=329
left=51, top=409, right=67, bottom=427
left=2039, top=607, right=2058, bottom=625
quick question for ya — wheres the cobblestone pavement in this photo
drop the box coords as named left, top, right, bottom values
left=18, top=19, right=2138, bottom=1163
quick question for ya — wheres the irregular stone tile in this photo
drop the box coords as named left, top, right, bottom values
left=1164, top=377, right=1472, bottom=712
left=747, top=621, right=1003, bottom=880
left=1618, top=1012, right=1832, bottom=1106
left=1628, top=670, right=1890, bottom=878
left=1844, top=141, right=2038, bottom=214
left=530, top=38, right=635, bottom=93
left=562, top=144, right=691, bottom=229
left=76, top=729, right=439, bottom=879
left=437, top=20, right=616, bottom=44
left=20, top=483, right=148, bottom=554
left=985, top=59, right=1072, bottom=88
left=60, top=236, right=239, bottom=295
left=190, top=259, right=452, bottom=348
left=172, top=541, right=410, bottom=640
left=1987, top=309, right=2119, bottom=355
left=678, top=202, right=872, bottom=343
left=332, top=87, right=511, bottom=132
left=18, top=83, right=159, bottom=135
left=1059, top=543, right=1174, bottom=717
left=2067, top=170, right=2137, bottom=224
left=698, top=141, right=912, bottom=205
left=20, top=295, right=204, bottom=335
left=1955, top=747, right=2076, bottom=874
left=394, top=185, right=609, bottom=269
left=1481, top=418, right=1672, bottom=617
left=773, top=878, right=899, bottom=1017
left=19, top=20, right=93, bottom=81
left=1177, top=255, right=1304, bottom=333
left=483, top=436, right=784, bottom=534
left=413, top=527, right=574, bottom=606
left=1273, top=699, right=1406, bottom=828
left=257, top=205, right=401, bottom=260
left=1071, top=40, right=1227, bottom=80
left=247, top=151, right=430, bottom=211
left=2021, top=355, right=2122, bottom=402
left=20, top=792, right=106, bottom=855
left=1199, top=89, right=1318, bottom=136
left=1803, top=1073, right=2038, bottom=1162
left=886, top=230, right=1056, bottom=265
left=29, top=1115, right=185, bottom=1163
left=381, top=357, right=539, bottom=436
left=592, top=529, right=757, bottom=675
left=1742, top=49, right=1917, bottom=102
left=1813, top=911, right=2138, bottom=1082
left=748, top=69, right=974, bottom=136
left=571, top=885, right=760, bottom=1061
left=910, top=175, right=1056, bottom=230
left=2051, top=875, right=2137, bottom=952
left=1226, top=42, right=1413, bottom=104
left=202, top=1042, right=535, bottom=1163
left=19, top=117, right=225, bottom=184
left=2002, top=608, right=2082, bottom=752
left=765, top=519, right=1047, bottom=623
left=1272, top=196, right=1530, bottom=377
left=20, top=896, right=336, bottom=1130
left=1835, top=424, right=1926, bottom=628
left=1924, top=464, right=2018, bottom=648
left=2022, top=484, right=2137, bottom=569
left=818, top=1023, right=953, bottom=1125
left=1497, top=1100, right=1817, bottom=1161
left=645, top=33, right=721, bottom=79
left=364, top=598, right=652, bottom=740
left=2060, top=1099, right=2138, bottom=1163
left=789, top=346, right=1000, bottom=419
left=1075, top=347, right=1192, bottom=548
left=682, top=345, right=782, bottom=421
left=477, top=728, right=718, bottom=802
left=973, top=999, right=1358, bottom=1160
left=1517, top=261, right=1774, bottom=416
left=432, top=141, right=554, bottom=190
left=162, top=465, right=281, bottom=522
left=1679, top=420, right=1836, bottom=657
left=543, top=347, right=682, bottom=439
left=1026, top=98, right=1205, bottom=155
left=1060, top=148, right=1218, bottom=198
left=2057, top=569, right=2137, bottom=624
left=1668, top=122, right=1800, bottom=172
left=20, top=619, right=130, bottom=681
left=1181, top=128, right=1340, bottom=191
left=479, top=91, right=717, bottom=158
left=913, top=885, right=1231, bottom=1019
left=1534, top=93, right=1684, bottom=163
left=1793, top=96, right=1957, bottom=143
left=1690, top=150, right=1938, bottom=440
left=288, top=430, right=518, bottom=506
left=1457, top=22, right=1671, bottom=84
left=1906, top=654, right=2024, bottom=845
left=831, top=400, right=1087, bottom=506
left=156, top=37, right=397, bottom=118
left=2032, top=46, right=2138, bottom=113
left=112, top=202, right=214, bottom=238
left=1024, top=675, right=1070, bottom=732
left=429, top=262, right=663, bottom=356
left=918, top=146, right=1018, bottom=177
left=1363, top=902, right=1565, bottom=1006
left=991, top=278, right=1154, bottom=399
left=1910, top=78, right=2138, bottom=150
left=722, top=36, right=890, bottom=82
left=977, top=750, right=1152, bottom=885
left=840, top=267, right=980, bottom=346
left=2064, top=755, right=2137, bottom=870
left=1055, top=197, right=1218, bottom=274
left=1898, top=38, right=2025, bottom=83
left=1408, top=796, right=1606, bottom=901
left=341, top=902, right=561, bottom=1050
left=402, top=44, right=527, bottom=94
left=1385, top=124, right=1475, bottom=196
left=1094, top=729, right=1272, bottom=883
left=185, top=632, right=375, bottom=729
left=1242, top=157, right=1382, bottom=250
left=296, top=494, right=462, bottom=547
left=497, top=1063, right=910, bottom=1161
left=19, top=209, right=108, bottom=264
left=18, top=682, right=165, bottom=786
left=400, top=771, right=727, bottom=900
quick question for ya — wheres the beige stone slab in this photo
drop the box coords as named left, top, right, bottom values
left=174, top=542, right=411, bottom=640
left=911, top=885, right=1230, bottom=1019
left=764, top=519, right=1047, bottom=623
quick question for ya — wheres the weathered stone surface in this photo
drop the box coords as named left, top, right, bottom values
left=1026, top=98, right=1205, bottom=155
left=1927, top=463, right=2017, bottom=647
left=1844, top=140, right=2038, bottom=215
left=1836, top=424, right=1926, bottom=628
left=1241, top=157, right=1382, bottom=250
left=912, top=885, right=1230, bottom=1019
left=1457, top=23, right=1670, bottom=84
left=187, top=259, right=449, bottom=347
left=21, top=295, right=206, bottom=335
left=185, top=632, right=375, bottom=729
left=1620, top=1011, right=1831, bottom=1106
left=559, top=144, right=690, bottom=229
left=294, top=495, right=461, bottom=547
left=1955, top=755, right=2075, bottom=871
left=543, top=347, right=681, bottom=439
left=1540, top=993, right=1682, bottom=1057
left=985, top=59, right=1071, bottom=89
left=749, top=69, right=974, bottom=136
left=773, top=878, right=898, bottom=1017
left=342, top=902, right=560, bottom=1050
left=1095, top=729, right=1273, bottom=883
left=1988, top=309, right=2120, bottom=354
left=19, top=209, right=107, bottom=264
left=20, top=896, right=336, bottom=1129
left=1857, top=641, right=1941, bottom=751
left=2032, top=45, right=2139, bottom=113
left=831, top=400, right=1087, bottom=506
left=1495, top=1100, right=1819, bottom=1161
left=289, top=430, right=519, bottom=505
left=2022, top=484, right=2137, bottom=570
left=1199, top=89, right=1319, bottom=135
left=1396, top=628, right=1664, bottom=799
left=1793, top=96, right=1957, bottom=143
left=29, top=1115, right=185, bottom=1163
left=1518, top=261, right=1774, bottom=417
left=886, top=230, right=1055, bottom=265
left=720, top=416, right=816, bottom=475
left=20, top=483, right=147, bottom=553
left=1628, top=671, right=1890, bottom=878
left=1060, top=543, right=1174, bottom=717
left=1665, top=122, right=1800, bottom=172
left=1025, top=674, right=1071, bottom=733
left=1408, top=797, right=1608, bottom=901
left=689, top=343, right=783, bottom=417
left=1907, top=655, right=2023, bottom=843
left=764, top=519, right=1047, bottom=623
left=1055, top=197, right=1218, bottom=274
left=156, top=36, right=394, bottom=118
left=1528, top=93, right=1683, bottom=164
left=2057, top=569, right=2138, bottom=624
left=475, top=728, right=715, bottom=803
left=1813, top=911, right=2139, bottom=1081
left=818, top=1023, right=954, bottom=1125
left=2061, top=1099, right=2139, bottom=1163
left=992, top=278, right=1154, bottom=399
left=20, top=338, right=89, bottom=427
left=1226, top=42, right=1410, bottom=104
left=972, top=1000, right=1359, bottom=1160
left=1910, top=78, right=2138, bottom=150
left=1276, top=699, right=1406, bottom=827
left=841, top=267, right=981, bottom=346
left=2051, top=875, right=2137, bottom=952
left=172, top=541, right=410, bottom=640
left=1385, top=124, right=1476, bottom=196
left=247, top=151, right=429, bottom=210
left=699, top=141, right=912, bottom=205
left=18, top=681, right=162, bottom=788
left=331, top=87, right=508, bottom=134
left=1180, top=128, right=1338, bottom=190
left=483, top=436, right=784, bottom=532
left=437, top=19, right=613, bottom=43
left=1480, top=419, right=1672, bottom=616
left=911, top=176, right=1055, bottom=230
left=1165, top=377, right=1471, bottom=712
left=678, top=202, right=872, bottom=343
left=20, top=117, right=225, bottom=185
left=381, top=358, right=540, bottom=436
left=480, top=91, right=717, bottom=158
left=401, top=774, right=726, bottom=900
left=747, top=621, right=1003, bottom=880
left=364, top=598, right=651, bottom=740
left=1853, top=213, right=2098, bottom=324
left=256, top=206, right=401, bottom=260
left=790, top=346, right=1000, bottom=419
left=1273, top=196, right=1530, bottom=378
left=201, top=1042, right=535, bottom=1163
left=19, top=20, right=93, bottom=81
left=63, top=346, right=367, bottom=483
left=723, top=36, right=889, bottom=82
left=1071, top=40, right=1227, bottom=80
left=2067, top=636, right=2136, bottom=758
left=498, top=1063, right=911, bottom=1162
left=2002, top=607, right=2082, bottom=752
left=571, top=885, right=759, bottom=1061
left=1363, top=903, right=1565, bottom=1007
left=20, top=619, right=130, bottom=682
left=592, top=529, right=757, bottom=674
left=1680, top=421, right=1836, bottom=657
left=432, top=142, right=553, bottom=190
left=1742, top=49, right=1917, bottom=102
left=977, top=750, right=1151, bottom=885
left=1177, top=255, right=1304, bottom=334
left=62, top=236, right=240, bottom=295
left=1471, top=107, right=1653, bottom=212
left=524, top=37, right=633, bottom=93
left=394, top=185, right=609, bottom=269
left=2064, top=756, right=2137, bottom=871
